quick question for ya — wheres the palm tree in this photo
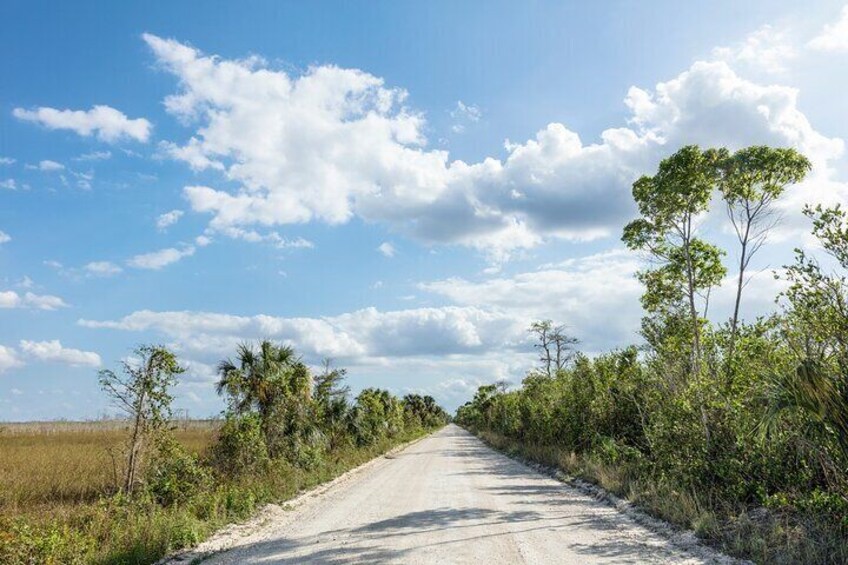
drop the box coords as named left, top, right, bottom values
left=215, top=340, right=299, bottom=421
left=761, top=358, right=848, bottom=489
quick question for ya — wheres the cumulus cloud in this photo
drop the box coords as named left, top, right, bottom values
left=84, top=261, right=123, bottom=276
left=144, top=34, right=845, bottom=260
left=420, top=249, right=644, bottom=352
left=156, top=209, right=184, bottom=231
left=12, top=105, right=152, bottom=143
left=19, top=340, right=101, bottom=367
left=0, top=290, right=68, bottom=310
left=809, top=5, right=848, bottom=52
left=127, top=245, right=195, bottom=270
left=81, top=251, right=631, bottom=361
left=712, top=25, right=796, bottom=74
left=80, top=304, right=522, bottom=363
left=0, top=157, right=15, bottom=165
left=378, top=242, right=396, bottom=257
left=0, top=345, right=23, bottom=373
left=0, top=230, right=10, bottom=244
left=0, top=179, right=16, bottom=190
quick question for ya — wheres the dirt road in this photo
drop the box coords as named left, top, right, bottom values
left=186, top=425, right=734, bottom=564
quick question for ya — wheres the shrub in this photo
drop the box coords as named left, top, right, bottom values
left=145, top=435, right=211, bottom=507
left=211, top=413, right=269, bottom=476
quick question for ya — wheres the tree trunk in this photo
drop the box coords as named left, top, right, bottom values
left=124, top=389, right=146, bottom=494
left=682, top=237, right=701, bottom=376
left=682, top=225, right=710, bottom=446
left=729, top=223, right=751, bottom=360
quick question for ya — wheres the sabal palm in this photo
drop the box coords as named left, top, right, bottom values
left=762, top=358, right=848, bottom=479
left=216, top=340, right=298, bottom=417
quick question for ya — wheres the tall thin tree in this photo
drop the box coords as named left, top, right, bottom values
left=717, top=146, right=810, bottom=354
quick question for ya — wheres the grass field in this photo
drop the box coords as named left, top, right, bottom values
left=0, top=421, right=218, bottom=520
left=0, top=419, right=433, bottom=564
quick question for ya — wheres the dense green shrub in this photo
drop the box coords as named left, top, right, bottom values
left=211, top=413, right=270, bottom=476
left=145, top=435, right=211, bottom=507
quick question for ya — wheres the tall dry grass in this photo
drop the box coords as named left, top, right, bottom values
left=0, top=421, right=217, bottom=519
left=0, top=422, right=435, bottom=564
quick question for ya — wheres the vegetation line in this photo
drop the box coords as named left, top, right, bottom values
left=455, top=145, right=848, bottom=565
left=0, top=340, right=450, bottom=564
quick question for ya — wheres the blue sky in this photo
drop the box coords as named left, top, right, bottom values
left=2, top=1, right=848, bottom=420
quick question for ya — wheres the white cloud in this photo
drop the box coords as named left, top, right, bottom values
left=23, top=292, right=68, bottom=310
left=80, top=305, right=522, bottom=363
left=378, top=242, right=396, bottom=257
left=12, top=105, right=152, bottom=143
left=210, top=225, right=313, bottom=249
left=453, top=100, right=481, bottom=122
left=91, top=252, right=628, bottom=360
left=74, top=150, right=112, bottom=161
left=156, top=209, right=184, bottom=231
left=0, top=179, right=16, bottom=190
left=712, top=25, right=796, bottom=74
left=421, top=249, right=644, bottom=352
left=0, top=230, right=10, bottom=244
left=19, top=340, right=101, bottom=367
left=84, top=261, right=123, bottom=276
left=0, top=290, right=68, bottom=310
left=145, top=34, right=846, bottom=260
left=451, top=100, right=482, bottom=133
left=127, top=245, right=195, bottom=270
left=809, top=5, right=848, bottom=52
left=0, top=157, right=15, bottom=165
left=0, top=345, right=23, bottom=373
left=0, top=291, right=20, bottom=308
left=278, top=236, right=313, bottom=249
left=38, top=160, right=64, bottom=171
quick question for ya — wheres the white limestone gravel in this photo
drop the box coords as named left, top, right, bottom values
left=165, top=424, right=743, bottom=564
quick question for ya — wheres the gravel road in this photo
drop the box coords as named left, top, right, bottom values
left=184, top=425, right=734, bottom=564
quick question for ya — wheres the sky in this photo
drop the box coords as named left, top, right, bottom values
left=2, top=0, right=848, bottom=420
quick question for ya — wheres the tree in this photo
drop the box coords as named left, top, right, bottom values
left=529, top=320, right=578, bottom=377
left=350, top=388, right=404, bottom=444
left=717, top=146, right=810, bottom=352
left=622, top=145, right=727, bottom=375
left=764, top=204, right=848, bottom=482
left=314, top=359, right=350, bottom=449
left=402, top=393, right=449, bottom=428
left=99, top=345, right=184, bottom=494
left=215, top=340, right=314, bottom=457
left=216, top=341, right=298, bottom=420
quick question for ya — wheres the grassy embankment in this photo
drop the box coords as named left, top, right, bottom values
left=0, top=420, right=435, bottom=564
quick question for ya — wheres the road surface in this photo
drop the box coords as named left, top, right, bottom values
left=189, top=425, right=731, bottom=564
